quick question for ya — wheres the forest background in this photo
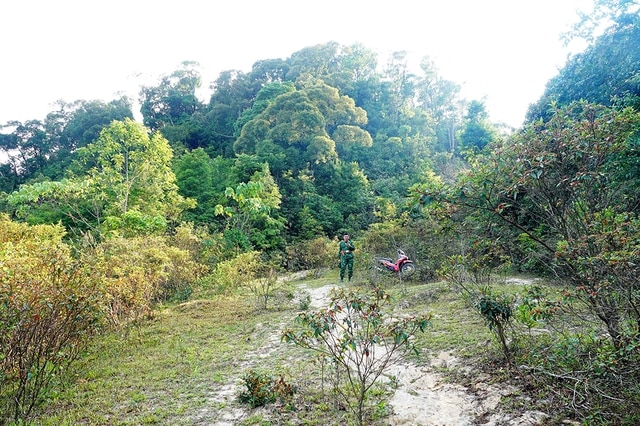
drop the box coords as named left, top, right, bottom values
left=1, top=0, right=639, bottom=424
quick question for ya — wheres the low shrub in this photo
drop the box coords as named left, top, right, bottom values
left=286, top=236, right=334, bottom=274
left=0, top=216, right=106, bottom=423
left=88, top=235, right=206, bottom=324
left=238, top=369, right=295, bottom=408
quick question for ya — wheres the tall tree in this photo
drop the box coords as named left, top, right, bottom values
left=0, top=97, right=133, bottom=191
left=0, top=119, right=52, bottom=181
left=528, top=1, right=640, bottom=122
left=564, top=0, right=640, bottom=44
left=415, top=56, right=464, bottom=153
left=7, top=119, right=195, bottom=237
left=458, top=100, right=499, bottom=155
left=174, top=148, right=236, bottom=227
left=421, top=102, right=640, bottom=348
left=44, top=98, right=134, bottom=178
left=215, top=163, right=285, bottom=251
left=81, top=118, right=193, bottom=223
left=285, top=42, right=342, bottom=82
left=234, top=82, right=372, bottom=172
left=139, top=61, right=203, bottom=134
left=195, top=69, right=257, bottom=157
left=232, top=81, right=374, bottom=236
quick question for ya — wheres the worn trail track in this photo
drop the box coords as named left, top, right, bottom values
left=202, top=276, right=548, bottom=425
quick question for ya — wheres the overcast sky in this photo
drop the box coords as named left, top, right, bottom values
left=1, top=0, right=592, bottom=128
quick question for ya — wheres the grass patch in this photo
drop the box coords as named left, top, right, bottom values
left=29, top=272, right=611, bottom=425
left=36, top=295, right=283, bottom=425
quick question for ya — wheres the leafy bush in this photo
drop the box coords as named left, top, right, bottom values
left=209, top=251, right=288, bottom=310
left=285, top=236, right=334, bottom=274
left=238, top=369, right=295, bottom=408
left=514, top=284, right=560, bottom=332
left=170, top=221, right=217, bottom=269
left=512, top=330, right=640, bottom=424
left=431, top=103, right=640, bottom=350
left=476, top=289, right=515, bottom=364
left=0, top=216, right=106, bottom=423
left=282, top=286, right=431, bottom=426
left=89, top=235, right=205, bottom=324
left=439, top=252, right=515, bottom=363
left=295, top=290, right=311, bottom=311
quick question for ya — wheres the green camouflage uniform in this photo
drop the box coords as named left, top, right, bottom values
left=338, top=238, right=355, bottom=281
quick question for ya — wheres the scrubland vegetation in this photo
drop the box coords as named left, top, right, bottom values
left=1, top=1, right=640, bottom=423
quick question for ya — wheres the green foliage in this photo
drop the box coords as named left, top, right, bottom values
left=282, top=286, right=431, bottom=425
left=412, top=56, right=464, bottom=153
left=221, top=227, right=253, bottom=257
left=139, top=61, right=203, bottom=133
left=241, top=253, right=285, bottom=311
left=230, top=80, right=377, bottom=237
left=0, top=120, right=51, bottom=186
left=173, top=148, right=229, bottom=226
left=52, top=98, right=134, bottom=155
left=424, top=102, right=640, bottom=349
left=477, top=291, right=514, bottom=331
left=458, top=100, right=499, bottom=156
left=7, top=119, right=196, bottom=240
left=233, top=82, right=296, bottom=136
left=475, top=289, right=515, bottom=364
left=0, top=216, right=106, bottom=423
left=511, top=327, right=640, bottom=424
left=238, top=369, right=295, bottom=408
left=0, top=98, right=133, bottom=193
left=285, top=236, right=335, bottom=274
left=296, top=290, right=312, bottom=311
left=215, top=163, right=286, bottom=252
left=7, top=178, right=97, bottom=233
left=89, top=235, right=205, bottom=324
left=438, top=248, right=515, bottom=363
left=529, top=13, right=640, bottom=121
left=564, top=0, right=640, bottom=44
left=514, top=284, right=560, bottom=331
left=513, top=230, right=550, bottom=274
left=81, top=118, right=195, bottom=225
left=101, top=209, right=167, bottom=237
left=208, top=251, right=287, bottom=310
left=169, top=221, right=216, bottom=269
left=294, top=204, right=327, bottom=240
left=45, top=98, right=134, bottom=178
left=554, top=208, right=640, bottom=347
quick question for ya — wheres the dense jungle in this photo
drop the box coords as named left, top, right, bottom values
left=1, top=1, right=640, bottom=424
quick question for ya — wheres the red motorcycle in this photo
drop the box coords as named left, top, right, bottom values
left=374, top=249, right=416, bottom=276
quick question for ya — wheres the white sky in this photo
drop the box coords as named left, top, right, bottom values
left=1, top=0, right=592, bottom=129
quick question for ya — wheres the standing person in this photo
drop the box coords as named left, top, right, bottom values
left=338, top=234, right=356, bottom=282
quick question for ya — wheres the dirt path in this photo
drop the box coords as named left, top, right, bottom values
left=205, top=278, right=548, bottom=425
left=304, top=283, right=547, bottom=425
left=385, top=354, right=547, bottom=425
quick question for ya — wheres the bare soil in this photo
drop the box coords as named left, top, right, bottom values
left=204, top=276, right=554, bottom=425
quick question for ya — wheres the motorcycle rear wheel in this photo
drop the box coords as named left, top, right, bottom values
left=400, top=262, right=416, bottom=276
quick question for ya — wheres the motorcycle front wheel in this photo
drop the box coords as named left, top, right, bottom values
left=400, top=262, right=416, bottom=276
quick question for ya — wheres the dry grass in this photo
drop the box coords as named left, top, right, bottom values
left=29, top=271, right=557, bottom=425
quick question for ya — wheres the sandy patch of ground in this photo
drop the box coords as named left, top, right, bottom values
left=386, top=352, right=547, bottom=425
left=298, top=279, right=549, bottom=425
left=203, top=277, right=549, bottom=425
left=504, top=277, right=539, bottom=286
left=298, top=282, right=339, bottom=309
